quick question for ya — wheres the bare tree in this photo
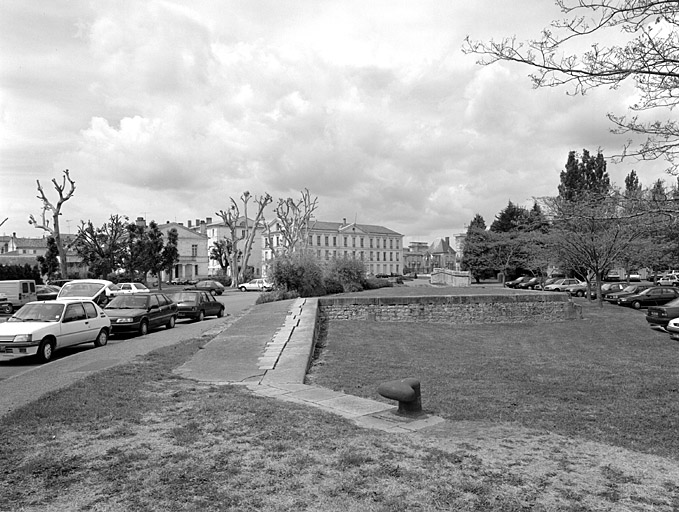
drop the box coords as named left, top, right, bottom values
left=216, top=191, right=272, bottom=288
left=264, top=188, right=319, bottom=258
left=0, top=218, right=7, bottom=228
left=463, top=1, right=679, bottom=171
left=28, top=170, right=76, bottom=278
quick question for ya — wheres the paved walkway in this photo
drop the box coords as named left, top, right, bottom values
left=176, top=297, right=445, bottom=433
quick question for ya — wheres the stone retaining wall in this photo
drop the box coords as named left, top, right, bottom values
left=318, top=293, right=578, bottom=324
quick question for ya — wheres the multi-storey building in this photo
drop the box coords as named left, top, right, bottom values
left=262, top=218, right=404, bottom=276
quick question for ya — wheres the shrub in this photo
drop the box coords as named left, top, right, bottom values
left=323, top=278, right=344, bottom=295
left=255, top=289, right=300, bottom=304
left=325, top=258, right=367, bottom=292
left=364, top=278, right=392, bottom=290
left=271, top=253, right=325, bottom=297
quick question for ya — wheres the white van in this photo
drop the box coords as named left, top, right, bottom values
left=0, top=280, right=38, bottom=313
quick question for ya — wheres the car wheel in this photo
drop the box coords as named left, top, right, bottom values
left=239, top=286, right=246, bottom=292
left=94, top=329, right=109, bottom=347
left=217, top=307, right=224, bottom=318
left=37, top=338, right=54, bottom=363
left=196, top=310, right=205, bottom=322
left=575, top=290, right=584, bottom=297
left=632, top=301, right=642, bottom=310
left=0, top=303, right=12, bottom=314
left=139, top=320, right=149, bottom=336
left=166, top=316, right=176, bottom=329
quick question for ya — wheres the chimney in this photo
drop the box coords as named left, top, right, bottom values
left=206, top=216, right=212, bottom=224
left=195, top=219, right=200, bottom=227
left=187, top=220, right=192, bottom=228
left=136, top=217, right=146, bottom=228
left=342, top=218, right=346, bottom=225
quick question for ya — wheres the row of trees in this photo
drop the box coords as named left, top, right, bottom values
left=461, top=148, right=679, bottom=302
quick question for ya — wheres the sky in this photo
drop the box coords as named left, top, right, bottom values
left=1, top=0, right=674, bottom=245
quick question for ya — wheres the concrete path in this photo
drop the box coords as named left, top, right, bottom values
left=177, top=297, right=446, bottom=433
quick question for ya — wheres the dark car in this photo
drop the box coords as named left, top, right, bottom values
left=515, top=277, right=541, bottom=290
left=104, top=292, right=177, bottom=335
left=604, top=284, right=652, bottom=303
left=185, top=280, right=226, bottom=295
left=617, top=286, right=679, bottom=309
left=36, top=284, right=60, bottom=301
left=505, top=276, right=532, bottom=289
left=169, top=291, right=225, bottom=321
left=645, top=297, right=679, bottom=331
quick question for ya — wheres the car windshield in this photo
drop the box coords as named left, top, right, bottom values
left=170, top=292, right=197, bottom=304
left=59, top=282, right=105, bottom=298
left=9, top=303, right=64, bottom=322
left=621, top=286, right=637, bottom=293
left=106, top=295, right=148, bottom=309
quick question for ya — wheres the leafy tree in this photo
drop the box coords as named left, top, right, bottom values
left=36, top=237, right=60, bottom=281
left=558, top=150, right=610, bottom=201
left=461, top=215, right=495, bottom=283
left=126, top=221, right=178, bottom=289
left=271, top=252, right=324, bottom=297
left=28, top=169, right=76, bottom=278
left=468, top=213, right=486, bottom=231
left=209, top=239, right=235, bottom=274
left=72, top=215, right=129, bottom=279
left=463, top=1, right=679, bottom=171
left=490, top=201, right=529, bottom=233
left=624, top=170, right=642, bottom=198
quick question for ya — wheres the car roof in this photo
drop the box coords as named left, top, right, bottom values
left=28, top=298, right=97, bottom=305
left=62, top=279, right=114, bottom=285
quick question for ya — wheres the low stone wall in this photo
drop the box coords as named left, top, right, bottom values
left=318, top=293, right=578, bottom=324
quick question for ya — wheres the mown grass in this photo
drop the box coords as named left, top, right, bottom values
left=308, top=299, right=679, bottom=460
left=1, top=299, right=678, bottom=511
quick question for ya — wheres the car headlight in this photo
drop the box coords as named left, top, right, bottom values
left=13, top=334, right=32, bottom=342
left=116, top=318, right=134, bottom=323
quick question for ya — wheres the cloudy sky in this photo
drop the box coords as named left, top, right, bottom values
left=0, top=1, right=672, bottom=244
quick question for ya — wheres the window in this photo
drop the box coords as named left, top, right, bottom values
left=333, top=236, right=337, bottom=246
left=344, top=237, right=348, bottom=247
left=64, top=303, right=86, bottom=322
left=191, top=244, right=198, bottom=257
left=370, top=238, right=373, bottom=248
left=194, top=265, right=199, bottom=275
left=83, top=302, right=98, bottom=319
left=390, top=252, right=393, bottom=261
left=390, top=239, right=393, bottom=249
left=149, top=295, right=160, bottom=308
left=317, top=235, right=321, bottom=246
left=360, top=237, right=364, bottom=248
left=309, top=235, right=313, bottom=245
left=376, top=252, right=380, bottom=261
left=352, top=237, right=356, bottom=247
left=325, top=236, right=329, bottom=246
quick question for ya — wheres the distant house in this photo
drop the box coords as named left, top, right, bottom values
left=427, top=237, right=457, bottom=271
left=158, top=221, right=209, bottom=283
left=0, top=233, right=86, bottom=277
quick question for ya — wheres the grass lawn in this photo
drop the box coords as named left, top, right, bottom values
left=309, top=299, right=679, bottom=460
left=1, top=296, right=678, bottom=510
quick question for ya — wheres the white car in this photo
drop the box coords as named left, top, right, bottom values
left=0, top=299, right=111, bottom=363
left=543, top=278, right=582, bottom=292
left=238, top=279, right=274, bottom=292
left=658, top=275, right=679, bottom=286
left=114, top=282, right=150, bottom=295
left=57, top=279, right=120, bottom=306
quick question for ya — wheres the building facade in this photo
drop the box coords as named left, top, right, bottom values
left=158, top=222, right=209, bottom=283
left=262, top=218, right=404, bottom=276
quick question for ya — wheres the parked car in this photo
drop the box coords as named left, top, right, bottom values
left=238, top=279, right=274, bottom=292
left=0, top=293, right=12, bottom=314
left=168, top=291, right=225, bottom=321
left=533, top=277, right=560, bottom=291
left=185, top=280, right=226, bottom=295
left=36, top=284, right=61, bottom=301
left=617, top=286, right=679, bottom=309
left=504, top=276, right=532, bottom=289
left=105, top=293, right=178, bottom=335
left=600, top=282, right=627, bottom=296
left=604, top=284, right=652, bottom=303
left=605, top=270, right=622, bottom=281
left=0, top=280, right=38, bottom=313
left=658, top=275, right=679, bottom=286
left=0, top=299, right=110, bottom=363
left=515, top=277, right=541, bottom=290
left=543, top=278, right=582, bottom=292
left=665, top=316, right=679, bottom=340
left=645, top=297, right=679, bottom=331
left=114, top=282, right=150, bottom=295
left=57, top=279, right=121, bottom=307
left=627, top=270, right=641, bottom=282
left=563, top=282, right=591, bottom=298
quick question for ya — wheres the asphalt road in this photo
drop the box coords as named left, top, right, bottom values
left=0, top=288, right=260, bottom=418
